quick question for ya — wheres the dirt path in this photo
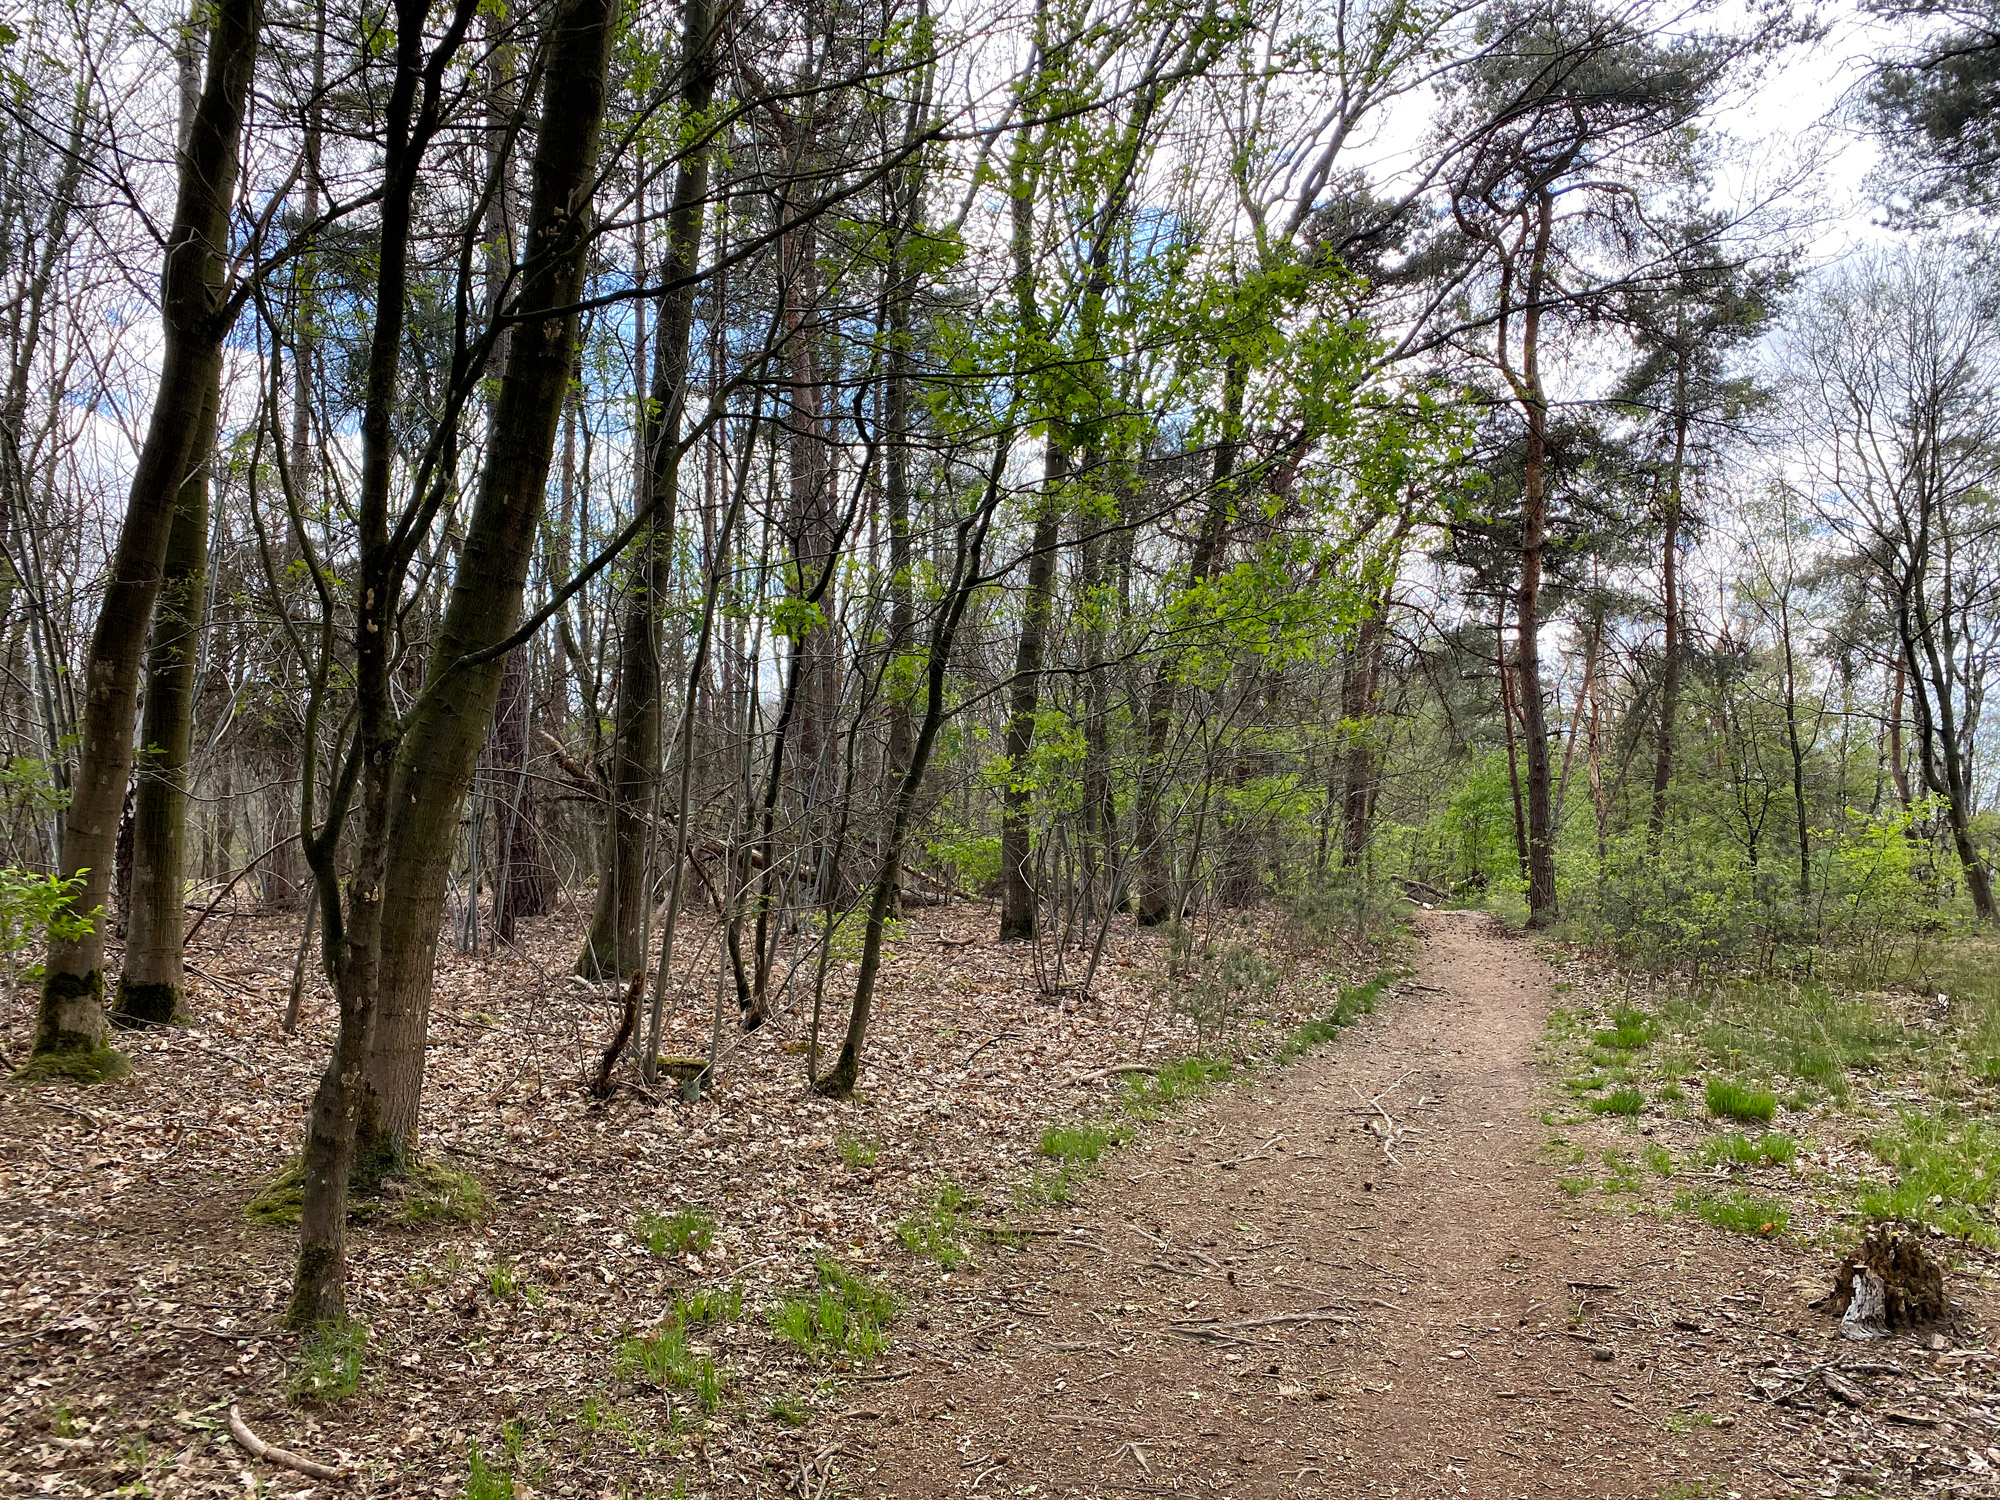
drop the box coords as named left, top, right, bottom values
left=848, top=911, right=1800, bottom=1499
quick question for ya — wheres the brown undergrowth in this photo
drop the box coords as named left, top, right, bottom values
left=0, top=895, right=1385, bottom=1497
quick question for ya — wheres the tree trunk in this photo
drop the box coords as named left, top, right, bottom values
left=349, top=0, right=620, bottom=1166
left=31, top=0, right=259, bottom=1070
left=1512, top=190, right=1557, bottom=928
left=997, top=442, right=1066, bottom=941
left=115, top=381, right=218, bottom=1025
left=1647, top=407, right=1687, bottom=844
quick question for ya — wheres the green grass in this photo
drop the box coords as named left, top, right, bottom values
left=1860, top=1109, right=2000, bottom=1242
left=1703, top=1078, right=1776, bottom=1124
left=767, top=1392, right=814, bottom=1427
left=1558, top=1175, right=1591, bottom=1197
left=461, top=1446, right=512, bottom=1500
left=1590, top=1087, right=1645, bottom=1116
left=614, top=1322, right=723, bottom=1411
left=1645, top=1143, right=1676, bottom=1177
left=487, top=1262, right=520, bottom=1300
left=1679, top=1187, right=1788, bottom=1237
left=896, top=1179, right=976, bottom=1267
left=1602, top=1152, right=1644, bottom=1195
left=768, top=1256, right=895, bottom=1361
left=672, top=1284, right=743, bottom=1325
left=1121, top=1054, right=1232, bottom=1118
left=636, top=1208, right=716, bottom=1257
left=1040, top=1122, right=1127, bottom=1164
left=837, top=1133, right=879, bottom=1169
left=1593, top=1005, right=1654, bottom=1052
left=1277, top=974, right=1393, bottom=1062
left=286, top=1318, right=367, bottom=1404
left=1695, top=1132, right=1796, bottom=1169
left=1659, top=977, right=1913, bottom=1106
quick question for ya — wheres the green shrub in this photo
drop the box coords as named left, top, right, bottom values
left=1704, top=1079, right=1776, bottom=1124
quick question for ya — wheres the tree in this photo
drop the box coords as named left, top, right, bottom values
left=26, top=0, right=261, bottom=1076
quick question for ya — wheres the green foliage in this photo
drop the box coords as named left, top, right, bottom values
left=1590, top=1087, right=1645, bottom=1116
left=836, top=1133, right=879, bottom=1169
left=820, top=910, right=903, bottom=965
left=767, top=1393, right=813, bottom=1427
left=246, top=1157, right=487, bottom=1227
left=0, top=867, right=94, bottom=988
left=486, top=1263, right=520, bottom=1300
left=614, top=1321, right=723, bottom=1411
left=1039, top=1122, right=1124, bottom=1164
left=768, top=1256, right=895, bottom=1361
left=1703, top=1079, right=1776, bottom=1124
left=287, top=1318, right=367, bottom=1404
left=637, top=1208, right=715, bottom=1257
left=672, top=1284, right=743, bottom=1325
left=922, top=828, right=1001, bottom=895
left=1278, top=973, right=1393, bottom=1062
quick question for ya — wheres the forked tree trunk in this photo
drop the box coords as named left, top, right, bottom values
left=353, top=0, right=621, bottom=1163
left=32, top=0, right=259, bottom=1068
left=115, top=381, right=218, bottom=1025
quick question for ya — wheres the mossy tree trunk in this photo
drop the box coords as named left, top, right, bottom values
left=344, top=0, right=620, bottom=1168
left=115, top=380, right=218, bottom=1027
left=32, top=0, right=259, bottom=1070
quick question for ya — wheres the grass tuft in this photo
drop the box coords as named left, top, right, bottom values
left=1680, top=1187, right=1788, bottom=1237
left=286, top=1317, right=367, bottom=1404
left=836, top=1133, right=879, bottom=1169
left=895, top=1179, right=976, bottom=1266
left=1121, top=1054, right=1231, bottom=1119
left=1590, top=1087, right=1645, bottom=1116
left=636, top=1207, right=716, bottom=1257
left=768, top=1255, right=895, bottom=1361
left=1860, top=1109, right=2000, bottom=1243
left=1696, top=1132, right=1796, bottom=1170
left=1703, top=1078, right=1776, bottom=1124
left=614, top=1321, right=724, bottom=1411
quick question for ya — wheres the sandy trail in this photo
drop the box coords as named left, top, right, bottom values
left=846, top=910, right=1781, bottom=1499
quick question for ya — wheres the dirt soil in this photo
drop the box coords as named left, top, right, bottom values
left=5, top=905, right=1995, bottom=1497
left=849, top=911, right=1994, bottom=1500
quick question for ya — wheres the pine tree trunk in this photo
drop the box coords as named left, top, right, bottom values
left=31, top=0, right=259, bottom=1070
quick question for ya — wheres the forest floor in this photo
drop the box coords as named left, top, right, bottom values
left=0, top=902, right=1995, bottom=1497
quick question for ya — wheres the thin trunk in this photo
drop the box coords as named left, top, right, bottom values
left=1646, top=407, right=1686, bottom=844
left=997, top=442, right=1066, bottom=941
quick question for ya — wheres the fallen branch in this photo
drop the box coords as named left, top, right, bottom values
left=227, top=1405, right=344, bottom=1482
left=1076, top=1062, right=1158, bottom=1084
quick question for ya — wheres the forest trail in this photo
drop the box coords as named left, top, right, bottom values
left=852, top=911, right=1788, bottom=1499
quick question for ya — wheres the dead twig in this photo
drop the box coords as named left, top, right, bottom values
left=227, top=1405, right=343, bottom=1482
